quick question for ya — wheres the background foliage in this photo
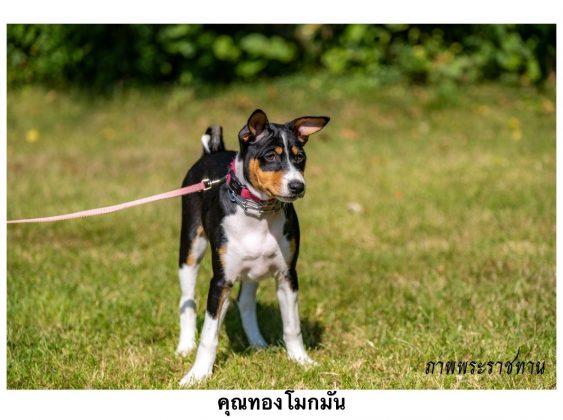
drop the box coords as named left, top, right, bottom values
left=7, top=24, right=555, bottom=89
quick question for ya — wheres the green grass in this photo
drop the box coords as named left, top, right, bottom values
left=7, top=76, right=555, bottom=389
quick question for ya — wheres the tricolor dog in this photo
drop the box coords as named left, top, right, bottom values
left=176, top=109, right=329, bottom=385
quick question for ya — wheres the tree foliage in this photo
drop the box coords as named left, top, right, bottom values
left=7, top=24, right=555, bottom=89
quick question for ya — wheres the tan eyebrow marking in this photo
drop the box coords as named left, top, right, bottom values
left=291, top=146, right=300, bottom=156
left=275, top=146, right=284, bottom=155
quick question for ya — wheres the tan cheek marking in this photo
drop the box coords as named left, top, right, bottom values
left=275, top=146, right=284, bottom=155
left=248, top=158, right=284, bottom=196
left=291, top=146, right=300, bottom=156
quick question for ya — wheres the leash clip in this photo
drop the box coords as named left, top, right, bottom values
left=202, top=176, right=227, bottom=191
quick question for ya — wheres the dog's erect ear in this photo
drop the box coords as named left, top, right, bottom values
left=291, top=116, right=330, bottom=144
left=239, top=109, right=269, bottom=142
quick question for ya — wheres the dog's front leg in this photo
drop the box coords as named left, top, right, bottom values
left=276, top=270, right=315, bottom=365
left=179, top=276, right=232, bottom=386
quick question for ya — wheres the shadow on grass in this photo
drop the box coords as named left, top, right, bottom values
left=221, top=300, right=324, bottom=354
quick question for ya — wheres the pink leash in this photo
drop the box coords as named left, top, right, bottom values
left=7, top=178, right=223, bottom=225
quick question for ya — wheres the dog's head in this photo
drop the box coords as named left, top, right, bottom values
left=237, top=109, right=330, bottom=202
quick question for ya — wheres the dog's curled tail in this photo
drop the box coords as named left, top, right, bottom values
left=201, top=125, right=225, bottom=155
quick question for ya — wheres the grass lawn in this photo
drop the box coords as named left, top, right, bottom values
left=7, top=76, right=555, bottom=389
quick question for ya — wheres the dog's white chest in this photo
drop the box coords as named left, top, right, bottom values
left=221, top=207, right=290, bottom=281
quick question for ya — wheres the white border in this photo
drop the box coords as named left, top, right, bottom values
left=1, top=21, right=7, bottom=394
left=0, top=0, right=560, bottom=23
left=2, top=1, right=561, bottom=419
left=2, top=390, right=563, bottom=420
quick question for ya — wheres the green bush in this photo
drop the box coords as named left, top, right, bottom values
left=7, top=24, right=555, bottom=89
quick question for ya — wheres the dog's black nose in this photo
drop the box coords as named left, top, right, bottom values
left=288, top=180, right=305, bottom=195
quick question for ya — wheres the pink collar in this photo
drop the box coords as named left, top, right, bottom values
left=226, top=160, right=267, bottom=203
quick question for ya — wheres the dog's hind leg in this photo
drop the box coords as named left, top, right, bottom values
left=177, top=213, right=208, bottom=357
left=237, top=280, right=267, bottom=348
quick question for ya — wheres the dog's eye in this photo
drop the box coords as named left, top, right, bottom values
left=264, top=152, right=277, bottom=162
left=294, top=153, right=305, bottom=163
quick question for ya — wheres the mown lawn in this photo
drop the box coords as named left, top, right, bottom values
left=6, top=76, right=555, bottom=389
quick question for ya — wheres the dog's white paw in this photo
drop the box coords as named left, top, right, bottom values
left=179, top=367, right=212, bottom=387
left=175, top=341, right=197, bottom=358
left=289, top=353, right=318, bottom=367
left=249, top=337, right=268, bottom=349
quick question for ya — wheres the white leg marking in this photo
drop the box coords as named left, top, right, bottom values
left=276, top=277, right=315, bottom=365
left=179, top=293, right=231, bottom=386
left=238, top=281, right=267, bottom=348
left=176, top=264, right=198, bottom=356
left=176, top=236, right=207, bottom=356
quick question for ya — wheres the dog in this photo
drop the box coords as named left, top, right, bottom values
left=176, top=109, right=330, bottom=385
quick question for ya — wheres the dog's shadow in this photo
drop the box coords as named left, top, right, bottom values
left=207, top=299, right=324, bottom=357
